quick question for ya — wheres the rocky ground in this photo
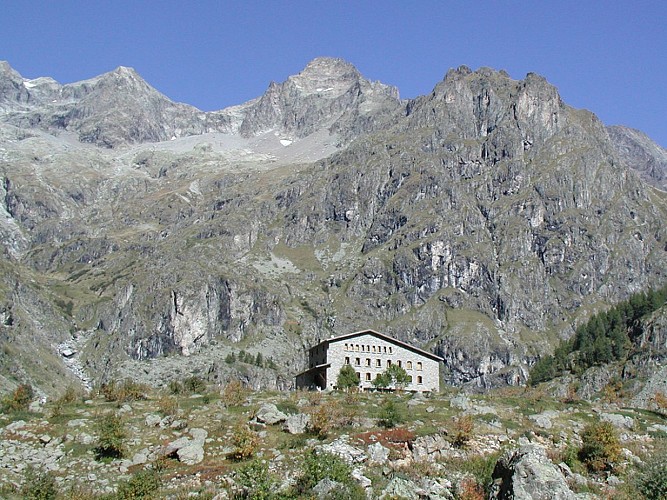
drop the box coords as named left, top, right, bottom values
left=0, top=381, right=665, bottom=499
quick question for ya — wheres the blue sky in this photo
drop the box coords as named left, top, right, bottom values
left=2, top=1, right=666, bottom=146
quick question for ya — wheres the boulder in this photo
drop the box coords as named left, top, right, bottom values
left=412, top=433, right=451, bottom=462
left=255, top=403, right=288, bottom=425
left=529, top=410, right=560, bottom=430
left=367, top=442, right=390, bottom=465
left=490, top=445, right=581, bottom=499
left=313, top=478, right=343, bottom=498
left=284, top=413, right=310, bottom=434
left=381, top=477, right=421, bottom=499
left=450, top=394, right=471, bottom=410
left=177, top=443, right=204, bottom=465
left=317, top=435, right=366, bottom=464
left=144, top=413, right=162, bottom=427
left=600, top=412, right=635, bottom=430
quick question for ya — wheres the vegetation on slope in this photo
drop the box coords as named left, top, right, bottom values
left=529, top=285, right=667, bottom=385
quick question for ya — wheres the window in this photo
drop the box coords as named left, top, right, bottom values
left=372, top=346, right=376, bottom=353
left=387, top=360, right=392, bottom=367
left=345, top=357, right=350, bottom=365
left=356, top=372, right=361, bottom=379
left=397, top=360, right=402, bottom=368
left=365, top=373, right=371, bottom=381
left=355, top=345, right=359, bottom=352
left=417, top=362, right=423, bottom=371
left=383, top=346, right=387, bottom=353
left=389, top=347, right=393, bottom=354
left=344, top=343, right=348, bottom=351
left=406, top=361, right=413, bottom=370
left=417, top=376, right=423, bottom=384
left=365, top=358, right=371, bottom=367
left=355, top=358, right=361, bottom=366
left=376, top=359, right=382, bottom=367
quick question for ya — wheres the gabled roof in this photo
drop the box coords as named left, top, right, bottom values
left=313, top=329, right=443, bottom=362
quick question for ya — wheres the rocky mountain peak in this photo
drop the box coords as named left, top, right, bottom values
left=236, top=57, right=401, bottom=139
left=0, top=61, right=30, bottom=105
left=289, top=57, right=362, bottom=95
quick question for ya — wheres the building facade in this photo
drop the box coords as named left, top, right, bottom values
left=295, top=329, right=442, bottom=393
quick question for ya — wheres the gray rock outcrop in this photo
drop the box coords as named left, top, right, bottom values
left=490, top=445, right=580, bottom=499
left=254, top=403, right=288, bottom=425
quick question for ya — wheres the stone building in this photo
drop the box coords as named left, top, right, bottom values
left=295, top=329, right=442, bottom=393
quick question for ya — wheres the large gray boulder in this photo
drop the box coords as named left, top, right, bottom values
left=490, top=445, right=581, bottom=499
left=255, top=403, right=288, bottom=425
left=284, top=413, right=310, bottom=434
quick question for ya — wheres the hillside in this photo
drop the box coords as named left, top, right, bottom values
left=0, top=59, right=666, bottom=397
left=0, top=381, right=665, bottom=499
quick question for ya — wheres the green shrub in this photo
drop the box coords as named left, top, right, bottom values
left=114, top=468, right=161, bottom=499
left=296, top=450, right=364, bottom=498
left=58, top=385, right=79, bottom=404
left=95, top=413, right=127, bottom=459
left=229, top=425, right=259, bottom=461
left=100, top=379, right=147, bottom=402
left=157, top=395, right=178, bottom=416
left=459, top=452, right=501, bottom=496
left=168, top=380, right=184, bottom=395
left=20, top=466, right=58, bottom=500
left=378, top=398, right=404, bottom=428
left=579, top=421, right=621, bottom=471
left=183, top=375, right=207, bottom=394
left=1, top=383, right=34, bottom=413
left=635, top=452, right=667, bottom=500
left=235, top=460, right=275, bottom=499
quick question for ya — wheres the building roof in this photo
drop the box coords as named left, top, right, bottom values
left=295, top=363, right=330, bottom=378
left=312, top=329, right=444, bottom=362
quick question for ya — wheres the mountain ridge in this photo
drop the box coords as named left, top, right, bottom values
left=0, top=58, right=666, bottom=397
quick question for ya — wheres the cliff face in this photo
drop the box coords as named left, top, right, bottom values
left=0, top=59, right=666, bottom=394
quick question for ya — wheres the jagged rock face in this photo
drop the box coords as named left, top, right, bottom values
left=0, top=58, right=400, bottom=148
left=237, top=57, right=401, bottom=140
left=490, top=445, right=580, bottom=499
left=607, top=125, right=667, bottom=191
left=0, top=59, right=666, bottom=394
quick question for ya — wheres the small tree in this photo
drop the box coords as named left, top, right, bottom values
left=220, top=380, right=250, bottom=407
left=453, top=415, right=474, bottom=448
left=229, top=424, right=259, bottom=461
left=336, top=365, right=359, bottom=391
left=372, top=372, right=392, bottom=390
left=1, top=383, right=34, bottom=413
left=95, top=413, right=127, bottom=459
left=378, top=398, right=404, bottom=428
left=386, top=364, right=411, bottom=391
left=579, top=420, right=621, bottom=471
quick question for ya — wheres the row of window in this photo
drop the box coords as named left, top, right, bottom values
left=355, top=371, right=423, bottom=384
left=344, top=357, right=422, bottom=370
left=344, top=343, right=393, bottom=354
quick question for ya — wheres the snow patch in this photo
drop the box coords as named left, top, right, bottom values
left=23, top=80, right=37, bottom=89
left=280, top=139, right=293, bottom=147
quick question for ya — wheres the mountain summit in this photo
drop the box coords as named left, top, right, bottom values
left=0, top=58, right=401, bottom=148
